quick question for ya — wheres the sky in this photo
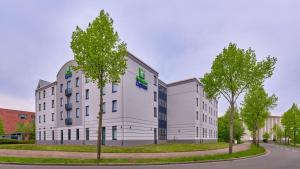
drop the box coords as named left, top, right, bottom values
left=0, top=0, right=300, bottom=116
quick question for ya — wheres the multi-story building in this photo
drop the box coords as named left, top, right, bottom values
left=167, top=78, right=218, bottom=143
left=36, top=53, right=218, bottom=146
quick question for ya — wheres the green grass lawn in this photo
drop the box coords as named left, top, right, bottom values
left=0, top=145, right=265, bottom=165
left=0, top=142, right=227, bottom=153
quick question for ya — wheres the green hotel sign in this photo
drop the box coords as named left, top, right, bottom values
left=136, top=68, right=148, bottom=90
left=65, top=66, right=72, bottom=79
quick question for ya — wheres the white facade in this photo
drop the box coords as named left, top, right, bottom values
left=167, top=78, right=218, bottom=143
left=35, top=53, right=218, bottom=146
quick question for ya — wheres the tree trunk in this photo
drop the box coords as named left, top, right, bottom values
left=229, top=101, right=234, bottom=154
left=257, top=128, right=260, bottom=147
left=97, top=86, right=104, bottom=160
left=252, top=129, right=257, bottom=145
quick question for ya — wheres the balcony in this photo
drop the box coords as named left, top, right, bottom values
left=65, top=103, right=72, bottom=111
left=65, top=118, right=72, bottom=125
left=65, top=88, right=72, bottom=97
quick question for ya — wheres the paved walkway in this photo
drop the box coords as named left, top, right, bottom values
left=0, top=143, right=250, bottom=159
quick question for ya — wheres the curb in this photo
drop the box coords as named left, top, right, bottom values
left=0, top=148, right=267, bottom=166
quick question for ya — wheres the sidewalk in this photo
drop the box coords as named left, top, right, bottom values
left=0, top=143, right=250, bottom=159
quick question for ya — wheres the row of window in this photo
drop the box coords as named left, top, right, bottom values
left=38, top=100, right=55, bottom=112
left=195, top=127, right=217, bottom=138
left=38, top=87, right=55, bottom=100
left=38, top=126, right=118, bottom=141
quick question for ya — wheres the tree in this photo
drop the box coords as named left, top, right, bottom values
left=16, top=121, right=35, bottom=140
left=241, top=86, right=277, bottom=146
left=263, top=132, right=270, bottom=143
left=71, top=10, right=127, bottom=160
left=218, top=107, right=244, bottom=143
left=281, top=104, right=300, bottom=145
left=0, top=117, right=4, bottom=136
left=271, top=124, right=283, bottom=143
left=201, top=43, right=277, bottom=153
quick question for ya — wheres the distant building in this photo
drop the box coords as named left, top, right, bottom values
left=0, top=108, right=35, bottom=140
left=242, top=115, right=281, bottom=141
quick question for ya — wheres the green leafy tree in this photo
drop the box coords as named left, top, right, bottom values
left=218, top=107, right=244, bottom=143
left=16, top=122, right=35, bottom=140
left=263, top=132, right=270, bottom=142
left=201, top=43, right=277, bottom=153
left=241, top=86, right=277, bottom=146
left=271, top=124, right=283, bottom=143
left=71, top=10, right=127, bottom=160
left=281, top=104, right=300, bottom=145
left=0, top=117, right=4, bottom=136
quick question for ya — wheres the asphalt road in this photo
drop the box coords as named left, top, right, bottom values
left=0, top=144, right=299, bottom=169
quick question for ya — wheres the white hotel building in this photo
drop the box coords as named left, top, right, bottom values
left=35, top=53, right=218, bottom=146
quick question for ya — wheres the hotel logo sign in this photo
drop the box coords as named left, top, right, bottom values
left=65, top=66, right=72, bottom=79
left=136, top=68, right=148, bottom=90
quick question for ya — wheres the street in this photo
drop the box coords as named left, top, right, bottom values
left=0, top=144, right=299, bottom=169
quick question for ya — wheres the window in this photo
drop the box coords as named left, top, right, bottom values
left=67, top=111, right=71, bottom=118
left=67, top=80, right=71, bottom=89
left=76, top=129, right=79, bottom=140
left=112, top=100, right=117, bottom=112
left=43, top=90, right=46, bottom=98
left=112, top=126, right=117, bottom=140
left=196, top=98, right=198, bottom=107
left=203, top=128, right=205, bottom=138
left=203, top=114, right=205, bottom=122
left=43, top=114, right=45, bottom=122
left=196, top=111, right=198, bottom=120
left=102, top=102, right=106, bottom=114
left=51, top=87, right=54, bottom=95
left=76, top=77, right=79, bottom=87
left=60, top=97, right=63, bottom=107
left=51, top=113, right=54, bottom=121
left=39, top=131, right=41, bottom=140
left=19, top=114, right=27, bottom=120
left=202, top=101, right=205, bottom=110
left=38, top=92, right=41, bottom=100
left=43, top=131, right=46, bottom=140
left=39, top=115, right=41, bottom=123
left=112, top=83, right=117, bottom=93
left=60, top=84, right=63, bottom=93
left=52, top=130, right=54, bottom=140
left=154, top=107, right=157, bottom=117
left=39, top=104, right=41, bottom=111
left=154, top=91, right=157, bottom=102
left=85, top=89, right=89, bottom=100
left=197, top=84, right=199, bottom=93
left=85, top=77, right=89, bottom=83
left=154, top=75, right=157, bottom=86
left=85, top=106, right=89, bottom=116
left=76, top=108, right=80, bottom=118
left=68, top=129, right=71, bottom=140
left=43, top=102, right=46, bottom=110
left=76, top=93, right=80, bottom=102
left=60, top=111, right=63, bottom=120
left=196, top=127, right=199, bottom=137
left=86, top=128, right=89, bottom=140
left=52, top=100, right=54, bottom=108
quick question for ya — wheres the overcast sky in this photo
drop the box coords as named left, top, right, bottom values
left=0, top=0, right=299, bottom=116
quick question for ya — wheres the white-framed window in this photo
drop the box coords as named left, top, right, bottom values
left=154, top=75, right=157, bottom=86
left=52, top=100, right=54, bottom=108
left=112, top=100, right=117, bottom=112
left=60, top=97, right=63, bottom=107
left=102, top=102, right=106, bottom=113
left=154, top=91, right=157, bottom=102
left=112, top=83, right=117, bottom=93
left=51, top=113, right=54, bottom=121
left=60, top=111, right=63, bottom=120
left=85, top=106, right=89, bottom=116
left=76, top=93, right=80, bottom=102
left=154, top=107, right=157, bottom=117
left=76, top=77, right=79, bottom=87
left=85, top=89, right=89, bottom=100
left=76, top=108, right=80, bottom=118
left=112, top=126, right=117, bottom=140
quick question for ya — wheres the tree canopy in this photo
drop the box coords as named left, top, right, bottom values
left=241, top=85, right=277, bottom=145
left=201, top=42, right=277, bottom=153
left=281, top=103, right=300, bottom=144
left=71, top=9, right=127, bottom=160
left=218, top=107, right=244, bottom=143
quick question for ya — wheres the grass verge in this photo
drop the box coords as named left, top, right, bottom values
left=0, top=142, right=227, bottom=153
left=0, top=145, right=265, bottom=165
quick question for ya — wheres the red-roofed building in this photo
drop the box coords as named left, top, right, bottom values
left=0, top=108, right=35, bottom=136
